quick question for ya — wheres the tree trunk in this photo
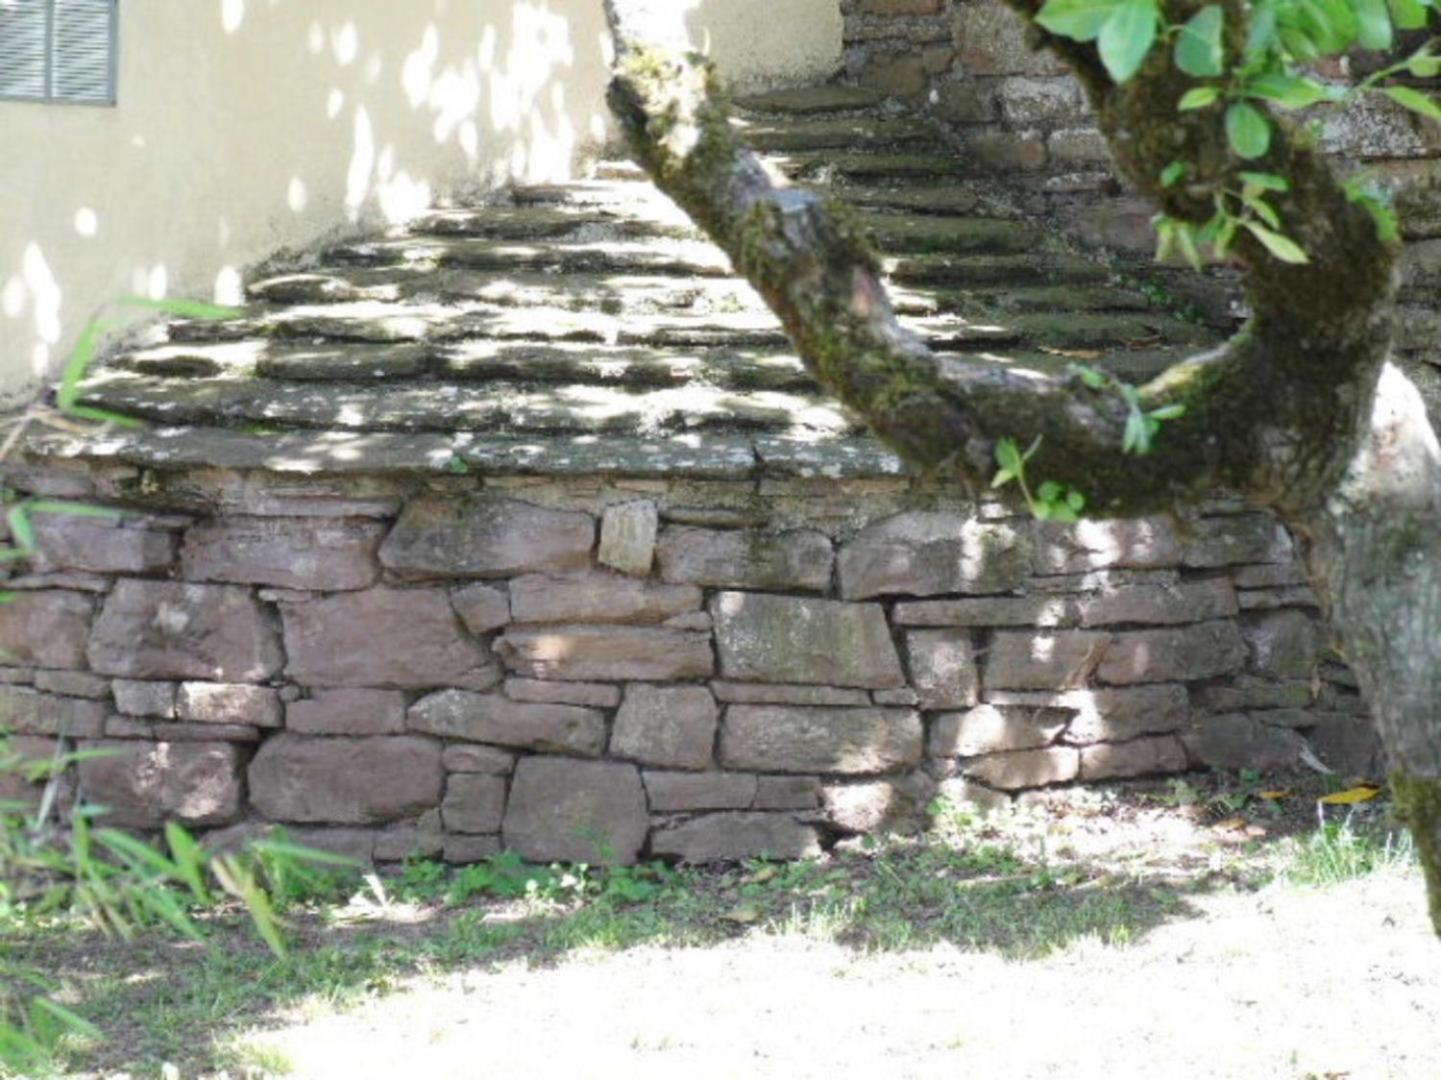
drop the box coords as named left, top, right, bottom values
left=601, top=2, right=1441, bottom=931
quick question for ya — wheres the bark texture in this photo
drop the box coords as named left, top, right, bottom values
left=602, top=0, right=1441, bottom=930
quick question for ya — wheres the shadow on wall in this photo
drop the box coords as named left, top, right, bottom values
left=0, top=0, right=616, bottom=406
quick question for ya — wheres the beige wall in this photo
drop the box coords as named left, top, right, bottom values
left=0, top=0, right=841, bottom=406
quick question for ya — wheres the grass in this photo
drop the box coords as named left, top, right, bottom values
left=1, top=775, right=1425, bottom=1079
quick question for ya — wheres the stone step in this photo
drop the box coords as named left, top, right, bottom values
left=734, top=115, right=938, bottom=153
left=837, top=183, right=991, bottom=216
left=896, top=283, right=1159, bottom=318
left=76, top=371, right=855, bottom=437
left=887, top=252, right=1112, bottom=287
left=406, top=204, right=696, bottom=243
left=733, top=84, right=890, bottom=116
left=769, top=151, right=971, bottom=182
left=863, top=214, right=1046, bottom=256
left=113, top=340, right=434, bottom=381
left=323, top=235, right=734, bottom=278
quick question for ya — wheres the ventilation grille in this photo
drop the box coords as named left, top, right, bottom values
left=0, top=0, right=117, bottom=105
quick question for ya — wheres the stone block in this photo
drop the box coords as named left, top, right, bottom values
left=504, top=678, right=621, bottom=708
left=495, top=626, right=713, bottom=682
left=442, top=774, right=508, bottom=834
left=984, top=630, right=1109, bottom=690
left=112, top=680, right=177, bottom=719
left=1307, top=714, right=1384, bottom=778
left=721, top=705, right=923, bottom=774
left=502, top=758, right=648, bottom=865
left=375, top=811, right=444, bottom=861
left=963, top=747, right=1080, bottom=790
left=905, top=630, right=979, bottom=709
left=380, top=496, right=594, bottom=579
left=934, top=78, right=998, bottom=122
left=611, top=685, right=718, bottom=770
left=78, top=739, right=244, bottom=827
left=1032, top=517, right=1181, bottom=574
left=1181, top=715, right=1307, bottom=770
left=988, top=684, right=1191, bottom=743
left=287, top=689, right=407, bottom=736
left=967, top=130, right=1047, bottom=170
left=598, top=501, right=659, bottom=576
left=1079, top=736, right=1188, bottom=780
left=32, top=514, right=176, bottom=575
left=509, top=572, right=701, bottom=624
left=838, top=513, right=1030, bottom=599
left=181, top=517, right=383, bottom=590
left=996, top=76, right=1084, bottom=125
left=0, top=687, right=106, bottom=737
left=89, top=581, right=282, bottom=683
left=409, top=689, right=606, bottom=756
left=711, top=592, right=904, bottom=689
left=930, top=704, right=1069, bottom=757
left=281, top=588, right=499, bottom=689
left=1194, top=677, right=1313, bottom=713
left=644, top=771, right=758, bottom=812
left=893, top=595, right=1075, bottom=627
left=0, top=591, right=93, bottom=670
left=657, top=527, right=834, bottom=592
left=822, top=773, right=936, bottom=833
left=32, top=670, right=108, bottom=699
left=177, top=683, right=282, bottom=728
left=248, top=734, right=443, bottom=824
left=1076, top=578, right=1239, bottom=627
left=1181, top=515, right=1292, bottom=568
left=1098, top=622, right=1247, bottom=685
left=444, top=834, right=502, bottom=864
left=753, top=775, right=822, bottom=810
left=443, top=744, right=517, bottom=775
left=935, top=777, right=1012, bottom=814
left=650, top=813, right=820, bottom=862
left=1242, top=610, right=1320, bottom=680
left=712, top=682, right=871, bottom=706
left=1048, top=127, right=1111, bottom=165
left=449, top=583, right=511, bottom=635
left=955, top=1, right=1068, bottom=76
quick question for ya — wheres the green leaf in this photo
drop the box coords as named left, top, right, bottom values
left=1160, top=161, right=1186, bottom=187
left=1239, top=171, right=1290, bottom=192
left=1354, top=0, right=1394, bottom=48
left=1244, top=193, right=1283, bottom=228
left=1073, top=364, right=1109, bottom=389
left=1149, top=403, right=1188, bottom=420
left=994, top=438, right=1024, bottom=475
left=1382, top=84, right=1441, bottom=122
left=1178, top=85, right=1221, bottom=110
left=122, top=297, right=244, bottom=321
left=1245, top=73, right=1335, bottom=109
left=24, top=500, right=122, bottom=520
left=1407, top=51, right=1441, bottom=77
left=1246, top=0, right=1280, bottom=57
left=1174, top=221, right=1204, bottom=270
left=1035, top=0, right=1119, bottom=41
left=6, top=506, right=35, bottom=555
left=1066, top=489, right=1088, bottom=512
left=1244, top=221, right=1311, bottom=263
left=1037, top=481, right=1063, bottom=502
left=1175, top=5, right=1225, bottom=77
left=1123, top=411, right=1148, bottom=454
left=1226, top=101, right=1272, bottom=158
left=1390, top=0, right=1430, bottom=31
left=57, top=317, right=104, bottom=411
left=59, top=404, right=146, bottom=428
left=1099, top=0, right=1160, bottom=83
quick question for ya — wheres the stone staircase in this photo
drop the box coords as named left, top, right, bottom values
left=74, top=83, right=1226, bottom=462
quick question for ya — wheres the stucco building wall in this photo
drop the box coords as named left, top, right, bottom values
left=0, top=0, right=842, bottom=407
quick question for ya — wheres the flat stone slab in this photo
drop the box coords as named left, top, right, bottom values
left=78, top=739, right=244, bottom=827
left=657, top=527, right=835, bottom=591
left=711, top=592, right=904, bottom=689
left=249, top=734, right=444, bottom=825
left=381, top=496, right=594, bottom=580
left=407, top=689, right=606, bottom=756
left=839, top=512, right=1030, bottom=599
left=508, top=572, right=700, bottom=624
left=0, top=590, right=93, bottom=670
left=610, top=685, right=718, bottom=770
left=181, top=516, right=384, bottom=591
left=650, top=812, right=820, bottom=862
left=721, top=705, right=923, bottom=774
left=502, top=758, right=648, bottom=865
left=495, top=626, right=714, bottom=682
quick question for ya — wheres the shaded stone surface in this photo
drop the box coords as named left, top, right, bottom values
left=78, top=739, right=244, bottom=827
left=1079, top=736, right=1188, bottom=780
left=984, top=630, right=1109, bottom=690
left=508, top=572, right=700, bottom=624
left=753, top=775, right=822, bottom=810
left=287, top=688, right=407, bottom=736
left=495, top=626, right=713, bottom=682
left=0, top=591, right=93, bottom=670
left=988, top=684, right=1191, bottom=743
left=650, top=812, right=820, bottom=862
left=1075, top=578, right=1238, bottom=627
left=450, top=583, right=511, bottom=635
left=930, top=704, right=1069, bottom=757
left=249, top=734, right=443, bottom=824
left=502, top=758, right=648, bottom=865
left=838, top=512, right=1030, bottom=599
left=1181, top=515, right=1291, bottom=567
left=32, top=670, right=107, bottom=698
left=657, top=526, right=834, bottom=591
left=409, top=689, right=606, bottom=756
left=963, top=747, right=1080, bottom=790
left=281, top=588, right=498, bottom=689
left=177, top=682, right=282, bottom=728
left=1098, top=622, right=1247, bottom=685
left=504, top=678, right=621, bottom=708
left=721, top=705, right=923, bottom=774
left=1307, top=714, right=1384, bottom=778
left=441, top=774, right=508, bottom=833
left=598, top=500, right=659, bottom=576
left=89, top=581, right=282, bottom=682
left=822, top=773, right=936, bottom=833
left=644, top=770, right=758, bottom=812
left=443, top=744, right=517, bottom=775
left=893, top=595, right=1075, bottom=627
left=904, top=630, right=979, bottom=709
left=0, top=687, right=107, bottom=737
left=181, top=517, right=383, bottom=590
left=1182, top=715, right=1307, bottom=769
left=610, top=685, right=718, bottom=770
left=711, top=592, right=904, bottom=688
left=1242, top=610, right=1321, bottom=680
left=32, top=515, right=175, bottom=575
left=380, top=496, right=594, bottom=579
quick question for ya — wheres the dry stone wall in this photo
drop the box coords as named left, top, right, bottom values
left=0, top=464, right=1377, bottom=865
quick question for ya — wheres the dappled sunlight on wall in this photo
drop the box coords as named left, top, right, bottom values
left=0, top=0, right=616, bottom=405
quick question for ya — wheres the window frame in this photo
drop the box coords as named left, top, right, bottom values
left=0, top=0, right=119, bottom=107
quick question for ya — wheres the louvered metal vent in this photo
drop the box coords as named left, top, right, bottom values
left=0, top=0, right=117, bottom=105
